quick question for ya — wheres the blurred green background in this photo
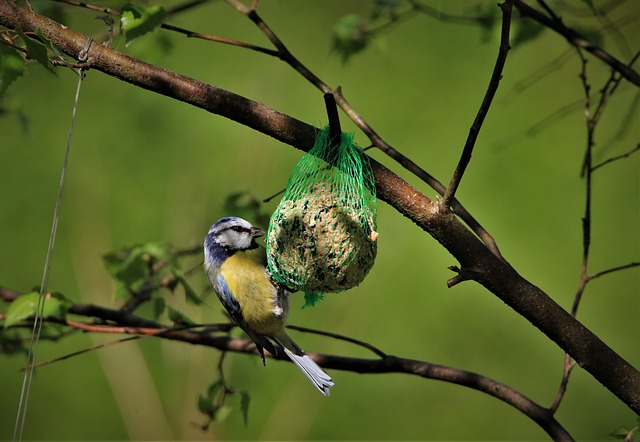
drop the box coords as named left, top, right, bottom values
left=1, top=0, right=638, bottom=440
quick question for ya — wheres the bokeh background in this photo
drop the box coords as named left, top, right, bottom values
left=1, top=1, right=638, bottom=440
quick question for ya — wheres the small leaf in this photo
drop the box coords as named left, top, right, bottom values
left=15, top=28, right=55, bottom=74
left=0, top=328, right=27, bottom=355
left=103, top=243, right=166, bottom=284
left=0, top=45, right=27, bottom=98
left=581, top=0, right=597, bottom=14
left=197, top=394, right=215, bottom=415
left=3, top=291, right=71, bottom=328
left=206, top=380, right=222, bottom=399
left=138, top=242, right=170, bottom=260
left=513, top=19, right=546, bottom=47
left=46, top=292, right=73, bottom=317
left=166, top=305, right=195, bottom=325
left=472, top=3, right=499, bottom=44
left=4, top=292, right=40, bottom=328
left=34, top=29, right=68, bottom=68
left=216, top=405, right=232, bottom=422
left=152, top=297, right=166, bottom=319
left=609, top=425, right=629, bottom=439
left=171, top=268, right=202, bottom=305
left=121, top=3, right=166, bottom=46
left=103, top=249, right=147, bottom=288
left=332, top=14, right=369, bottom=62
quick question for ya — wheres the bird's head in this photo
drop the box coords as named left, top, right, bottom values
left=206, top=216, right=264, bottom=251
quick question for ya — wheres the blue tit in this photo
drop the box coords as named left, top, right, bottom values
left=203, top=216, right=334, bottom=396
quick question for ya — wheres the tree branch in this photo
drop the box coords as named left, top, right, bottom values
left=3, top=296, right=573, bottom=441
left=441, top=0, right=513, bottom=209
left=222, top=0, right=506, bottom=259
left=0, top=2, right=638, bottom=414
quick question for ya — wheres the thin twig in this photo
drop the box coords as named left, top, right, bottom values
left=286, top=324, right=387, bottom=359
left=441, top=1, right=513, bottom=209
left=53, top=0, right=118, bottom=15
left=550, top=354, right=575, bottom=414
left=550, top=46, right=593, bottom=415
left=513, top=0, right=640, bottom=86
left=160, top=23, right=278, bottom=57
left=592, top=144, right=640, bottom=171
left=536, top=0, right=561, bottom=21
left=22, top=335, right=142, bottom=370
left=549, top=37, right=636, bottom=414
left=587, top=262, right=640, bottom=282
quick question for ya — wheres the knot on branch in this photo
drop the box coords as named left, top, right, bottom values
left=447, top=266, right=481, bottom=288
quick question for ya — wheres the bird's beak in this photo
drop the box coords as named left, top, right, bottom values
left=251, top=226, right=265, bottom=238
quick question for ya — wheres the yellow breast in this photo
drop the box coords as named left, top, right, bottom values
left=220, top=248, right=284, bottom=335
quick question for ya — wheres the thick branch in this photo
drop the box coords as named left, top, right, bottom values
left=0, top=2, right=638, bottom=413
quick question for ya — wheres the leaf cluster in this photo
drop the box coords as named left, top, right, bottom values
left=102, top=242, right=202, bottom=320
left=0, top=2, right=167, bottom=102
left=196, top=371, right=251, bottom=430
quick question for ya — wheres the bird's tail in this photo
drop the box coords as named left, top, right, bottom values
left=274, top=334, right=334, bottom=396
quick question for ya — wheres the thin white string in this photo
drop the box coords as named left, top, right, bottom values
left=13, top=70, right=84, bottom=442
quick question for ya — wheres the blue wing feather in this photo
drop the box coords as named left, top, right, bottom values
left=216, top=274, right=242, bottom=318
left=215, top=273, right=278, bottom=363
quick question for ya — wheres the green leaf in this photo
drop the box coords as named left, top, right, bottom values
left=4, top=291, right=72, bottom=328
left=171, top=268, right=202, bottom=305
left=206, top=380, right=222, bottom=399
left=138, top=242, right=170, bottom=260
left=103, top=243, right=169, bottom=289
left=0, top=328, right=27, bottom=355
left=609, top=425, right=630, bottom=440
left=166, top=305, right=195, bottom=325
left=332, top=14, right=369, bottom=62
left=473, top=3, right=499, bottom=44
left=15, top=28, right=55, bottom=74
left=120, top=3, right=166, bottom=46
left=152, top=296, right=166, bottom=319
left=215, top=405, right=232, bottom=422
left=34, top=29, right=69, bottom=69
left=103, top=249, right=147, bottom=289
left=197, top=394, right=215, bottom=415
left=181, top=278, right=202, bottom=305
left=513, top=19, right=546, bottom=47
left=103, top=242, right=172, bottom=300
left=0, top=45, right=27, bottom=98
left=581, top=0, right=597, bottom=14
left=4, top=292, right=41, bottom=328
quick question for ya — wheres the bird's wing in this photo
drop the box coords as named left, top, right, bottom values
left=216, top=273, right=278, bottom=364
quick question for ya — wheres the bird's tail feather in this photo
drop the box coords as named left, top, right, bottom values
left=282, top=347, right=334, bottom=396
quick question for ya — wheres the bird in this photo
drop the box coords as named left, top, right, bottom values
left=203, top=216, right=334, bottom=396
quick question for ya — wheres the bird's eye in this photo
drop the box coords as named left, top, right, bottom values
left=232, top=226, right=244, bottom=233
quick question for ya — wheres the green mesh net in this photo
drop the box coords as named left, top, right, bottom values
left=266, top=125, right=378, bottom=307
